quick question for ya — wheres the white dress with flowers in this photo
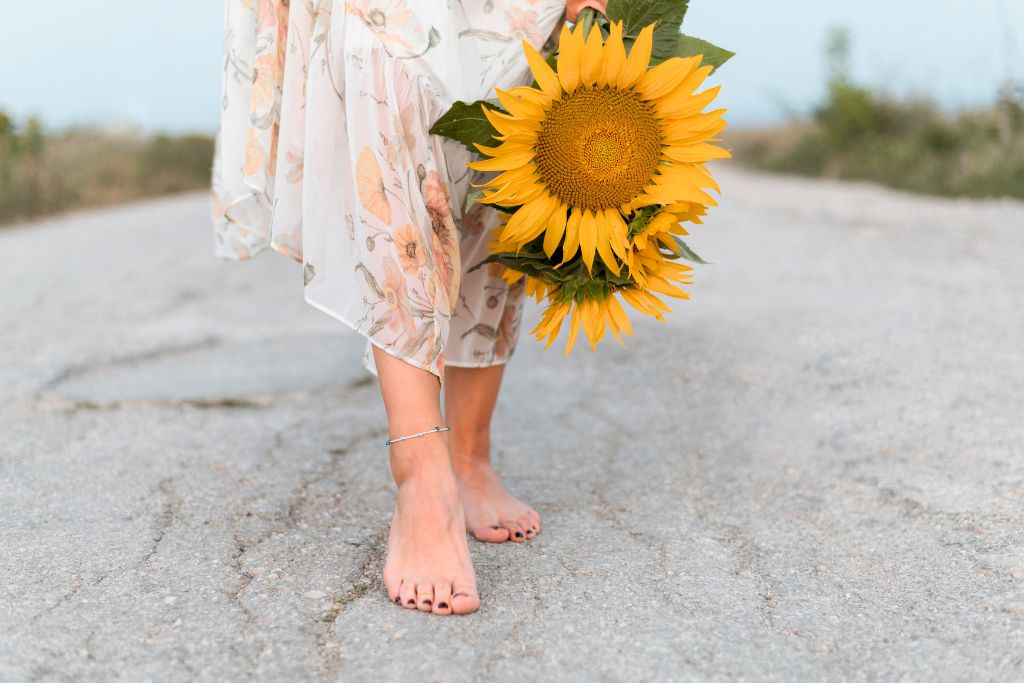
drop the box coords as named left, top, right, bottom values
left=212, top=0, right=567, bottom=379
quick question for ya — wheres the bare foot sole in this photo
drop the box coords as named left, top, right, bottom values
left=454, top=459, right=541, bottom=543
left=382, top=467, right=480, bottom=615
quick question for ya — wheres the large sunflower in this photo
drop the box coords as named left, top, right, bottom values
left=468, top=21, right=729, bottom=277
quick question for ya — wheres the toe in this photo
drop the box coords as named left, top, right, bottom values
left=450, top=583, right=480, bottom=615
left=518, top=513, right=537, bottom=538
left=416, top=582, right=434, bottom=612
left=385, top=575, right=402, bottom=604
left=527, top=508, right=542, bottom=529
left=472, top=523, right=511, bottom=543
left=502, top=520, right=526, bottom=542
left=432, top=582, right=453, bottom=616
left=399, top=581, right=418, bottom=609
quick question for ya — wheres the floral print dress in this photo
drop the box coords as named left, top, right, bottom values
left=212, top=0, right=567, bottom=380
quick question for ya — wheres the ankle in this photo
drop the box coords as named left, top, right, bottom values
left=450, top=428, right=490, bottom=460
left=389, top=441, right=455, bottom=488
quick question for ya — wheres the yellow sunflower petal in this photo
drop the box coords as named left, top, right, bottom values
left=556, top=23, right=581, bottom=93
left=636, top=56, right=700, bottom=101
left=662, top=142, right=732, bottom=163
left=607, top=294, right=634, bottom=337
left=593, top=212, right=621, bottom=275
left=496, top=88, right=548, bottom=120
left=564, top=303, right=583, bottom=355
left=501, top=193, right=558, bottom=243
left=472, top=140, right=533, bottom=157
left=581, top=299, right=605, bottom=351
left=578, top=209, right=599, bottom=273
left=543, top=206, right=568, bottom=257
left=604, top=209, right=631, bottom=263
left=579, top=24, right=605, bottom=87
left=617, top=24, right=654, bottom=89
left=523, top=40, right=562, bottom=100
left=467, top=149, right=536, bottom=172
left=604, top=299, right=625, bottom=346
left=482, top=105, right=540, bottom=137
left=601, top=22, right=627, bottom=90
left=657, top=82, right=721, bottom=119
left=559, top=208, right=582, bottom=266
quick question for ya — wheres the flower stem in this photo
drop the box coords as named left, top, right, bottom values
left=577, top=7, right=600, bottom=39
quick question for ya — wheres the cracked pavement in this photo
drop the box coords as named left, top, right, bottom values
left=2, top=167, right=1023, bottom=681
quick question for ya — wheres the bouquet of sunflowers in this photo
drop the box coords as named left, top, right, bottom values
left=431, top=0, right=732, bottom=353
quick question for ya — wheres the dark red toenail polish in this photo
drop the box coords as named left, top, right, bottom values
left=490, top=525, right=500, bottom=529
left=438, top=602, right=448, bottom=609
left=423, top=599, right=432, bottom=606
left=515, top=532, right=524, bottom=538
left=395, top=597, right=401, bottom=603
left=407, top=599, right=415, bottom=605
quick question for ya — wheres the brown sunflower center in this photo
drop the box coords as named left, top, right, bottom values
left=534, top=86, right=662, bottom=211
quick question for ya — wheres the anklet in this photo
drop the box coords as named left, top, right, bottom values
left=385, top=426, right=451, bottom=446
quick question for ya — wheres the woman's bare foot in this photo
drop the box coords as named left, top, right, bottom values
left=382, top=454, right=480, bottom=616
left=442, top=366, right=540, bottom=543
left=451, top=439, right=541, bottom=544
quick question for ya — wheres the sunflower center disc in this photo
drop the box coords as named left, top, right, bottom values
left=534, top=86, right=662, bottom=212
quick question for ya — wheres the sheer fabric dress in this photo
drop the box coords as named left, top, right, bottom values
left=212, top=0, right=566, bottom=379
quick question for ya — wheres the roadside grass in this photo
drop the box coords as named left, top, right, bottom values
left=0, top=112, right=214, bottom=226
left=730, top=29, right=1024, bottom=201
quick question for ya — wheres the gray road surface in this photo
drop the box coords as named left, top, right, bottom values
left=2, top=168, right=1023, bottom=682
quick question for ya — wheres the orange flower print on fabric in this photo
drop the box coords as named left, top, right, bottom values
left=393, top=223, right=427, bottom=275
left=381, top=256, right=416, bottom=337
left=251, top=53, right=281, bottom=111
left=345, top=0, right=424, bottom=56
left=423, top=171, right=452, bottom=243
left=243, top=128, right=265, bottom=177
left=506, top=7, right=542, bottom=45
left=356, top=147, right=392, bottom=225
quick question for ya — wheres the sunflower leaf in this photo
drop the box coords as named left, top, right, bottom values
left=606, top=0, right=689, bottom=65
left=675, top=35, right=735, bottom=72
left=671, top=236, right=709, bottom=264
left=429, top=100, right=502, bottom=153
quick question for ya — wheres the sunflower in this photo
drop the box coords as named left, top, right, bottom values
left=468, top=21, right=729, bottom=277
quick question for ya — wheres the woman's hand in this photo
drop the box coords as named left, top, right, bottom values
left=565, top=0, right=608, bottom=23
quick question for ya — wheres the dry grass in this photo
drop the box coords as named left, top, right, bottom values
left=0, top=112, right=214, bottom=226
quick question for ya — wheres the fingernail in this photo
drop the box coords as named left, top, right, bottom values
left=438, top=602, right=448, bottom=609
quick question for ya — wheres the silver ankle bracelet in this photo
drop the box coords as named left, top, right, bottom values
left=385, top=426, right=451, bottom=446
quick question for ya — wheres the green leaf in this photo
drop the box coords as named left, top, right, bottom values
left=672, top=236, right=709, bottom=264
left=429, top=100, right=500, bottom=153
left=675, top=35, right=735, bottom=72
left=464, top=189, right=485, bottom=212
left=605, top=0, right=689, bottom=65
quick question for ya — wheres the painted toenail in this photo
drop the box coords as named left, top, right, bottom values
left=394, top=597, right=401, bottom=603
left=515, top=532, right=524, bottom=538
left=423, top=599, right=432, bottom=606
left=437, top=602, right=448, bottom=609
left=490, top=525, right=500, bottom=529
left=407, top=599, right=415, bottom=605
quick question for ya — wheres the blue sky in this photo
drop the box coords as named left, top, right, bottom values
left=0, top=0, right=1021, bottom=132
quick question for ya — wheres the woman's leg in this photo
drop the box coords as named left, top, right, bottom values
left=375, top=347, right=479, bottom=616
left=444, top=365, right=541, bottom=543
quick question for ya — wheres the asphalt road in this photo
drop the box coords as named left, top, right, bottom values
left=2, top=167, right=1023, bottom=682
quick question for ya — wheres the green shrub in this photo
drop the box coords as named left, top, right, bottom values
left=732, top=28, right=1024, bottom=201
